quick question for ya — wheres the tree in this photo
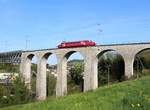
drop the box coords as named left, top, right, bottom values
left=98, top=52, right=125, bottom=86
left=68, top=61, right=84, bottom=93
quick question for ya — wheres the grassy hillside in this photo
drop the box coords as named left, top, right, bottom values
left=1, top=74, right=150, bottom=110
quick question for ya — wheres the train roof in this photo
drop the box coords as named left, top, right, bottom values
left=61, top=40, right=94, bottom=43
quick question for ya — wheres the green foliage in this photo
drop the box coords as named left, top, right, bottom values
left=47, top=73, right=56, bottom=96
left=0, top=50, right=149, bottom=109
left=138, top=50, right=150, bottom=68
left=98, top=52, right=125, bottom=86
left=31, top=64, right=37, bottom=74
left=69, top=62, right=83, bottom=85
left=133, top=50, right=150, bottom=78
left=30, top=64, right=37, bottom=98
left=0, top=63, right=19, bottom=73
left=0, top=77, right=32, bottom=108
left=1, top=73, right=150, bottom=110
left=31, top=74, right=36, bottom=98
left=11, top=77, right=31, bottom=103
left=120, top=91, right=150, bottom=110
left=68, top=62, right=84, bottom=94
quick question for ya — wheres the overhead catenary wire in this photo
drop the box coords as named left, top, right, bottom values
left=50, top=22, right=103, bottom=36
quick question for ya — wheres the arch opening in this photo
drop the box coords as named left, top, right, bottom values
left=97, top=50, right=125, bottom=87
left=65, top=51, right=84, bottom=95
left=26, top=54, right=37, bottom=98
left=133, top=48, right=150, bottom=78
left=42, top=53, right=57, bottom=97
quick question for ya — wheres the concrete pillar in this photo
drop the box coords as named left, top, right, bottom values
left=36, top=57, right=47, bottom=100
left=84, top=54, right=98, bottom=91
left=21, top=57, right=32, bottom=90
left=124, top=57, right=134, bottom=79
left=56, top=56, right=67, bottom=97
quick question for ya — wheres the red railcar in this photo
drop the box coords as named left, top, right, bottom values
left=58, top=40, right=96, bottom=48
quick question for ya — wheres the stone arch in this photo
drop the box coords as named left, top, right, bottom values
left=40, top=52, right=58, bottom=69
left=36, top=52, right=58, bottom=100
left=133, top=48, right=150, bottom=76
left=27, top=54, right=35, bottom=61
left=40, top=53, right=53, bottom=65
left=23, top=53, right=37, bottom=91
left=63, top=50, right=85, bottom=60
left=62, top=50, right=85, bottom=94
left=97, top=49, right=125, bottom=86
left=134, top=48, right=150, bottom=56
left=25, top=53, right=36, bottom=77
left=97, top=49, right=115, bottom=58
left=43, top=52, right=57, bottom=96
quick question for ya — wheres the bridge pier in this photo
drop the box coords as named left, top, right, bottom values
left=36, top=56, right=47, bottom=100
left=56, top=56, right=67, bottom=97
left=124, top=57, right=134, bottom=79
left=21, top=55, right=32, bottom=90
left=84, top=54, right=98, bottom=91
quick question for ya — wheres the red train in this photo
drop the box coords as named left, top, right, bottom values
left=58, top=40, right=96, bottom=48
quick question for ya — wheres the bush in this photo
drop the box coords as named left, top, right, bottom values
left=47, top=73, right=56, bottom=96
left=0, top=63, right=19, bottom=73
left=0, top=77, right=33, bottom=108
left=68, top=62, right=84, bottom=94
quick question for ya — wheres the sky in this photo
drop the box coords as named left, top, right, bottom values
left=0, top=0, right=150, bottom=52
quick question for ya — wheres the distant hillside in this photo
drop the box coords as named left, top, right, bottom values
left=68, top=59, right=84, bottom=66
left=46, top=59, right=84, bottom=70
left=68, top=59, right=83, bottom=63
left=1, top=74, right=150, bottom=110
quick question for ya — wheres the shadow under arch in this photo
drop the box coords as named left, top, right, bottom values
left=27, top=54, right=35, bottom=61
left=135, top=48, right=150, bottom=56
left=97, top=49, right=125, bottom=87
left=26, top=54, right=37, bottom=80
left=133, top=48, right=150, bottom=77
left=97, top=49, right=115, bottom=58
left=63, top=50, right=85, bottom=94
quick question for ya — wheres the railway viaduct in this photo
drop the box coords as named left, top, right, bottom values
left=0, top=42, right=150, bottom=100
